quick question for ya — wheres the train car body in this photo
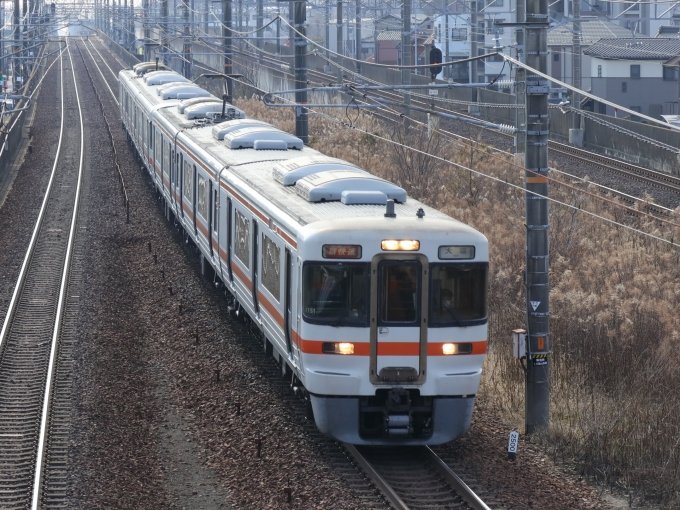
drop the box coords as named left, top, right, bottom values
left=119, top=65, right=489, bottom=445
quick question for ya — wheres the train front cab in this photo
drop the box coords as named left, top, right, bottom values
left=300, top=220, right=488, bottom=445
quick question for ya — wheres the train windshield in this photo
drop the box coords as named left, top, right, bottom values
left=429, top=263, right=488, bottom=327
left=302, top=263, right=370, bottom=327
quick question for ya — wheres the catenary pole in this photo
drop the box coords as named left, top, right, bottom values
left=524, top=0, right=550, bottom=435
left=469, top=0, right=477, bottom=83
left=572, top=0, right=581, bottom=128
left=336, top=0, right=342, bottom=83
left=223, top=0, right=233, bottom=104
left=401, top=0, right=410, bottom=121
left=161, top=0, right=167, bottom=65
left=294, top=0, right=308, bottom=143
left=355, top=0, right=360, bottom=73
left=144, top=0, right=150, bottom=61
left=515, top=0, right=526, bottom=157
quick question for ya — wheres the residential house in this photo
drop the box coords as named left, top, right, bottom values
left=584, top=38, right=680, bottom=118
left=548, top=20, right=634, bottom=91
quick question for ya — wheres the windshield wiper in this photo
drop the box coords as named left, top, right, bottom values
left=331, top=308, right=349, bottom=328
left=443, top=306, right=466, bottom=327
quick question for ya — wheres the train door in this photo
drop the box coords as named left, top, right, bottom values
left=192, top=165, right=198, bottom=236
left=284, top=249, right=293, bottom=355
left=210, top=183, right=217, bottom=258
left=252, top=221, right=259, bottom=313
left=226, top=197, right=233, bottom=282
left=175, top=152, right=184, bottom=218
left=369, top=254, right=428, bottom=385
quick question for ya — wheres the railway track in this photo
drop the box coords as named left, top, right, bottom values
left=0, top=40, right=85, bottom=509
left=234, top=48, right=680, bottom=211
left=346, top=445, right=493, bottom=510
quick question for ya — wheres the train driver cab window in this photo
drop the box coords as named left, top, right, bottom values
left=183, top=160, right=192, bottom=200
left=379, top=261, right=421, bottom=325
left=302, top=263, right=369, bottom=326
left=429, top=263, right=488, bottom=327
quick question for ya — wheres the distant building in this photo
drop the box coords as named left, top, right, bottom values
left=584, top=38, right=680, bottom=119
left=548, top=20, right=633, bottom=91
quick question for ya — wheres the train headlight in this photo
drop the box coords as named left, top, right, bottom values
left=381, top=239, right=420, bottom=251
left=322, top=342, right=355, bottom=355
left=442, top=343, right=473, bottom=355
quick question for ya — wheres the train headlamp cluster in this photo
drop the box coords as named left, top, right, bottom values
left=442, top=343, right=473, bottom=355
left=381, top=239, right=420, bottom=251
left=322, top=342, right=355, bottom=355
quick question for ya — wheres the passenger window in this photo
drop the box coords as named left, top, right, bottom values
left=183, top=160, right=192, bottom=200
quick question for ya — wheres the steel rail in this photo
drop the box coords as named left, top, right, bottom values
left=82, top=37, right=119, bottom=104
left=344, top=444, right=492, bottom=510
left=86, top=37, right=121, bottom=83
left=31, top=38, right=86, bottom=510
left=424, top=447, right=492, bottom=510
left=343, top=444, right=410, bottom=510
left=0, top=47, right=66, bottom=352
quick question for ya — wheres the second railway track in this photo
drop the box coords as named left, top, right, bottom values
left=0, top=40, right=85, bottom=509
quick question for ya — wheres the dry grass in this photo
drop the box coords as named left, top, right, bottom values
left=236, top=95, right=680, bottom=504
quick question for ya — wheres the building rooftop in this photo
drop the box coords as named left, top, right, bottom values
left=584, top=37, right=680, bottom=60
left=548, top=20, right=634, bottom=46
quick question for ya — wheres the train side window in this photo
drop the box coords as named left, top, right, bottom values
left=234, top=209, right=250, bottom=269
left=183, top=160, right=192, bottom=201
left=261, top=234, right=281, bottom=301
left=163, top=141, right=170, bottom=174
left=160, top=137, right=163, bottom=172
left=197, top=174, right=208, bottom=219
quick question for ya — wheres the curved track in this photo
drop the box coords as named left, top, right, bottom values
left=0, top=40, right=85, bottom=509
left=234, top=48, right=680, bottom=211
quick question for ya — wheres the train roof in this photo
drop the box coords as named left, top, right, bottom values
left=120, top=69, right=483, bottom=238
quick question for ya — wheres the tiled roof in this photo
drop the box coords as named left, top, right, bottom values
left=548, top=20, right=635, bottom=46
left=584, top=37, right=680, bottom=60
left=377, top=30, right=402, bottom=41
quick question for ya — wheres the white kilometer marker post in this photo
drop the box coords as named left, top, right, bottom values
left=507, top=431, right=519, bottom=461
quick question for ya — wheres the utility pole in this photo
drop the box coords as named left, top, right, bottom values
left=469, top=0, right=477, bottom=84
left=401, top=0, right=410, bottom=121
left=355, top=0, right=360, bottom=72
left=256, top=0, right=262, bottom=59
left=444, top=14, right=449, bottom=80
left=336, top=0, right=342, bottom=83
left=13, top=0, right=18, bottom=90
left=182, top=0, right=192, bottom=78
left=276, top=4, right=281, bottom=54
left=515, top=0, right=526, bottom=159
left=570, top=0, right=584, bottom=146
left=223, top=0, right=233, bottom=104
left=325, top=0, right=329, bottom=60
left=161, top=0, right=167, bottom=65
left=293, top=0, right=308, bottom=143
left=523, top=0, right=550, bottom=435
left=123, top=0, right=128, bottom=46
left=143, top=0, right=149, bottom=60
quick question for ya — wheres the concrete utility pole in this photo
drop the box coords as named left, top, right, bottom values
left=13, top=0, right=18, bottom=87
left=223, top=0, right=233, bottom=104
left=325, top=0, right=330, bottom=60
left=336, top=0, right=342, bottom=83
left=293, top=0, right=308, bottom=143
left=182, top=0, right=192, bottom=78
left=355, top=0, right=360, bottom=72
left=123, top=0, right=128, bottom=46
left=256, top=0, right=262, bottom=58
left=161, top=0, right=167, bottom=65
left=401, top=0, right=411, bottom=121
left=276, top=4, right=281, bottom=54
left=570, top=0, right=584, bottom=145
left=523, top=0, right=550, bottom=435
left=144, top=0, right=150, bottom=60
left=445, top=14, right=449, bottom=80
left=515, top=0, right=526, bottom=158
left=469, top=0, right=477, bottom=84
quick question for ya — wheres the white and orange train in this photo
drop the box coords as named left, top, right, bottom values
left=119, top=63, right=489, bottom=444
